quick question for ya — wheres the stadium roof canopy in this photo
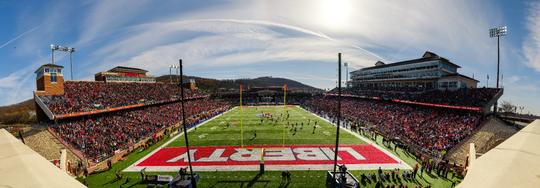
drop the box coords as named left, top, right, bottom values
left=359, top=51, right=461, bottom=71
left=0, top=129, right=86, bottom=188
left=108, top=66, right=148, bottom=74
left=458, top=119, right=540, bottom=188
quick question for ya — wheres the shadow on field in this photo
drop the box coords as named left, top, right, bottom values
left=210, top=172, right=271, bottom=188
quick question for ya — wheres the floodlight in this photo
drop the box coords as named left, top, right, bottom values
left=50, top=44, right=76, bottom=80
left=490, top=26, right=507, bottom=38
left=489, top=25, right=508, bottom=113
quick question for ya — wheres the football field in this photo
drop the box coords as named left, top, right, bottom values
left=85, top=105, right=460, bottom=188
left=169, top=105, right=365, bottom=147
left=125, top=106, right=408, bottom=172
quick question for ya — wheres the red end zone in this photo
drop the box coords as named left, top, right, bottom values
left=125, top=144, right=410, bottom=171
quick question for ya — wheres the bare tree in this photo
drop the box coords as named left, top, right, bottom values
left=499, top=101, right=517, bottom=113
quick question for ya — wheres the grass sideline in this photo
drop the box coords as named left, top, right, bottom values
left=82, top=106, right=461, bottom=187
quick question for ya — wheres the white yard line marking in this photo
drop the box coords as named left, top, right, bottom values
left=125, top=106, right=411, bottom=172
left=296, top=106, right=412, bottom=170
left=123, top=107, right=237, bottom=172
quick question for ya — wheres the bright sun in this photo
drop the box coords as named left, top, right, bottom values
left=318, top=0, right=353, bottom=30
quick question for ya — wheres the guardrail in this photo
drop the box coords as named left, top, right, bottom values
left=34, top=92, right=55, bottom=120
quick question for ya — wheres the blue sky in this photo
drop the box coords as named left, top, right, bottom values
left=0, top=0, right=539, bottom=115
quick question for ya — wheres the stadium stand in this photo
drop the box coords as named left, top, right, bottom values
left=39, top=81, right=204, bottom=116
left=303, top=96, right=482, bottom=158
left=48, top=99, right=229, bottom=162
left=328, top=87, right=502, bottom=109
left=218, top=90, right=313, bottom=105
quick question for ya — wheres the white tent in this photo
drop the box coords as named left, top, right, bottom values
left=459, top=120, right=540, bottom=188
left=0, top=129, right=86, bottom=188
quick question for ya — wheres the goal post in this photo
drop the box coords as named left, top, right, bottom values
left=240, top=84, right=244, bottom=148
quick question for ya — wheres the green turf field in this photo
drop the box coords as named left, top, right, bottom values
left=167, top=105, right=365, bottom=147
left=83, top=105, right=462, bottom=188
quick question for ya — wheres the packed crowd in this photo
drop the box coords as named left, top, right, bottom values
left=50, top=99, right=230, bottom=162
left=331, top=88, right=500, bottom=107
left=303, top=97, right=481, bottom=157
left=41, top=81, right=204, bottom=115
left=219, top=92, right=313, bottom=105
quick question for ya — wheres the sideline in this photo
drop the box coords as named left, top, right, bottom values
left=126, top=106, right=410, bottom=172
left=296, top=106, right=412, bottom=170
left=123, top=107, right=237, bottom=172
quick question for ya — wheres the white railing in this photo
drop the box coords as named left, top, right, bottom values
left=34, top=92, right=55, bottom=120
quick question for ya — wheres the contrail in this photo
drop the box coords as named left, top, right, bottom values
left=0, top=26, right=40, bottom=49
left=191, top=19, right=387, bottom=61
left=148, top=18, right=386, bottom=62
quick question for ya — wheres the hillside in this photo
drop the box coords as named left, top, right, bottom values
left=156, top=75, right=321, bottom=92
left=0, top=99, right=36, bottom=125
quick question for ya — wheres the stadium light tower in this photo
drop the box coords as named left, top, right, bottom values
left=489, top=26, right=507, bottom=113
left=179, top=59, right=196, bottom=187
left=50, top=44, right=76, bottom=80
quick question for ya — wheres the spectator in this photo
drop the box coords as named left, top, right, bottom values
left=50, top=98, right=230, bottom=162
left=303, top=96, right=481, bottom=158
left=41, top=81, right=205, bottom=115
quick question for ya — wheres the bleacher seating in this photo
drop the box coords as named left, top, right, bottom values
left=49, top=98, right=229, bottom=162
left=329, top=87, right=501, bottom=108
left=303, top=96, right=482, bottom=157
left=40, top=81, right=204, bottom=115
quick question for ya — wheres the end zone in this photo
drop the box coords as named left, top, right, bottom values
left=124, top=144, right=410, bottom=172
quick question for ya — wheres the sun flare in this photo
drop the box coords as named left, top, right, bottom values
left=318, top=0, right=353, bottom=30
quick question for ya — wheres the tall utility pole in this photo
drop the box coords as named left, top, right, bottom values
left=68, top=48, right=75, bottom=80
left=489, top=26, right=507, bottom=113
left=344, top=62, right=349, bottom=88
left=169, top=65, right=173, bottom=84
left=169, top=65, right=178, bottom=84
left=179, top=59, right=196, bottom=187
left=177, top=66, right=180, bottom=83
left=50, top=44, right=57, bottom=64
left=332, top=53, right=342, bottom=185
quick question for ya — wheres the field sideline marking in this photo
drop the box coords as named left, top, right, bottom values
left=123, top=107, right=238, bottom=172
left=126, top=106, right=411, bottom=172
left=296, top=106, right=412, bottom=170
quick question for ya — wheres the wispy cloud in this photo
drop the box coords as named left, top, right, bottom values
left=523, top=1, right=540, bottom=72
left=2, top=0, right=539, bottom=115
